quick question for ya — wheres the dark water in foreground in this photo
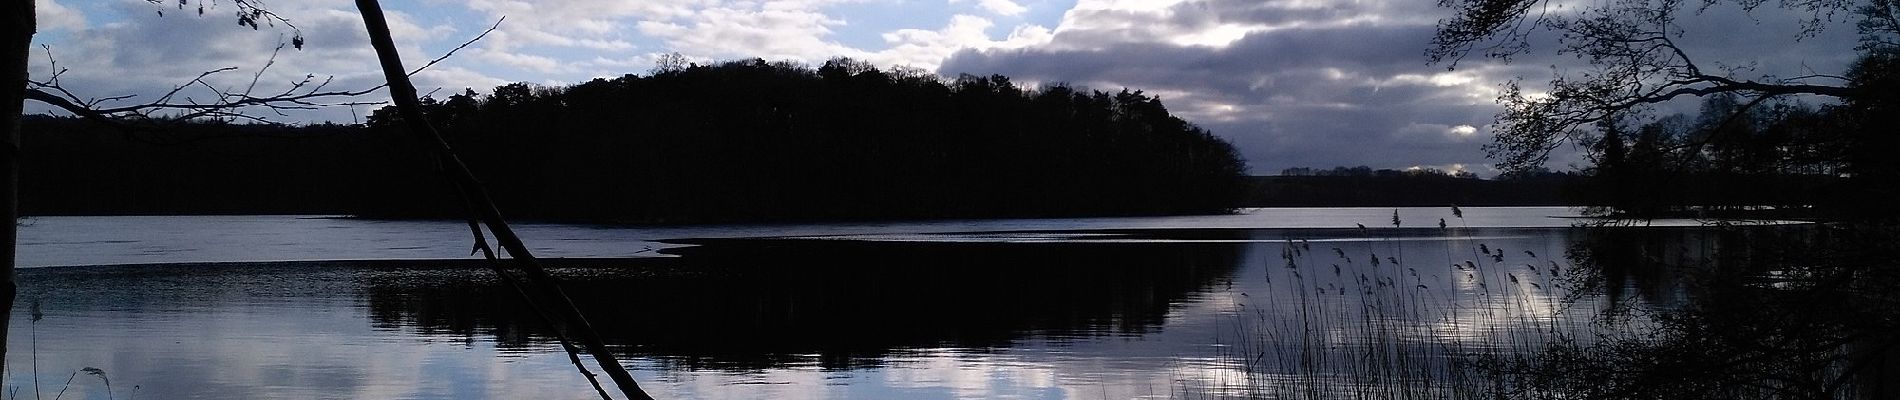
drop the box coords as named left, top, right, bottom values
left=4, top=210, right=1732, bottom=399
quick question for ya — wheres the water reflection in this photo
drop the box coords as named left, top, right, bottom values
left=9, top=263, right=582, bottom=400
left=6, top=225, right=1757, bottom=399
left=1505, top=224, right=1898, bottom=399
left=364, top=236, right=1250, bottom=371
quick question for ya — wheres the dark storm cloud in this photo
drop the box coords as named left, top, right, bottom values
left=943, top=20, right=1514, bottom=173
left=34, top=0, right=1866, bottom=173
left=940, top=0, right=1868, bottom=175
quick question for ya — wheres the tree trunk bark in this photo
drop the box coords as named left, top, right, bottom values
left=351, top=2, right=653, bottom=399
left=1, top=0, right=37, bottom=385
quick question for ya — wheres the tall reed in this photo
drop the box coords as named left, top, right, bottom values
left=1210, top=208, right=1610, bottom=399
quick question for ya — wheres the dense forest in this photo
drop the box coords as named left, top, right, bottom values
left=1581, top=92, right=1876, bottom=218
left=19, top=117, right=383, bottom=215
left=21, top=59, right=1250, bottom=222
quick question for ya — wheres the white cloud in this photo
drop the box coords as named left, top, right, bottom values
left=1381, top=72, right=1478, bottom=88
left=36, top=0, right=87, bottom=32
left=951, top=0, right=1030, bottom=16
left=1167, top=24, right=1254, bottom=47
left=637, top=5, right=862, bottom=62
left=473, top=48, right=571, bottom=74
left=870, top=15, right=1052, bottom=69
left=452, top=0, right=715, bottom=80
left=938, top=0, right=1514, bottom=172
left=1071, top=0, right=1178, bottom=12
left=622, top=1, right=1055, bottom=71
left=976, top=0, right=1029, bottom=16
left=37, top=0, right=1861, bottom=174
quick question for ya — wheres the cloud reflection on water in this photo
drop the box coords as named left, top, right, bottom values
left=6, top=211, right=1719, bottom=399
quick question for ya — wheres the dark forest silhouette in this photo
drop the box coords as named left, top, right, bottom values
left=367, top=58, right=1248, bottom=222
left=22, top=58, right=1250, bottom=223
left=20, top=117, right=378, bottom=215
left=1249, top=166, right=1581, bottom=207
left=1584, top=91, right=1886, bottom=219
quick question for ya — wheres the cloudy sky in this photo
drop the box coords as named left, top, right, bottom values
left=28, top=0, right=1864, bottom=175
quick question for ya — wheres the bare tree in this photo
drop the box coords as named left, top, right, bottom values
left=1, top=1, right=651, bottom=397
left=3, top=1, right=35, bottom=384
left=1430, top=0, right=1898, bottom=172
left=0, top=0, right=489, bottom=387
left=3, top=0, right=342, bottom=385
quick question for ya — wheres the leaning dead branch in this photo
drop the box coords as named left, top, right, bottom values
left=354, top=1, right=656, bottom=399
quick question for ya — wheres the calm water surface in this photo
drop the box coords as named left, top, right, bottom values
left=18, top=207, right=1724, bottom=267
left=6, top=208, right=1719, bottom=399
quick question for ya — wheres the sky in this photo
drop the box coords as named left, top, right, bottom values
left=27, top=0, right=1867, bottom=175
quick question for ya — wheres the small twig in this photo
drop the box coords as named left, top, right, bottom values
left=242, top=41, right=285, bottom=98
left=407, top=17, right=503, bottom=78
left=51, top=371, right=77, bottom=400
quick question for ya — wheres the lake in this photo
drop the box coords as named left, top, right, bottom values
left=5, top=208, right=1738, bottom=399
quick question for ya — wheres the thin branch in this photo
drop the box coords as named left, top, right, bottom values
left=1599, top=77, right=1858, bottom=114
left=24, top=89, right=136, bottom=131
left=26, top=7, right=503, bottom=129
left=407, top=17, right=502, bottom=78
left=241, top=41, right=285, bottom=98
left=20, top=4, right=495, bottom=151
left=1782, top=73, right=1852, bottom=82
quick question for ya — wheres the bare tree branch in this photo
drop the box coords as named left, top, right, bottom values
left=22, top=15, right=502, bottom=132
left=1436, top=0, right=1884, bottom=172
left=147, top=0, right=306, bottom=49
left=407, top=17, right=502, bottom=78
left=19, top=7, right=498, bottom=150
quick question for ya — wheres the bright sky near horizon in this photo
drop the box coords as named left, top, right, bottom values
left=28, top=0, right=1865, bottom=175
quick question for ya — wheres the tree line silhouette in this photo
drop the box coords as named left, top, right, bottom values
left=1584, top=90, right=1871, bottom=218
left=19, top=116, right=387, bottom=215
left=1245, top=166, right=1582, bottom=207
left=22, top=58, right=1250, bottom=222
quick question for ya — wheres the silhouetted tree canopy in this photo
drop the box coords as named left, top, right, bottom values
left=22, top=59, right=1250, bottom=223
left=18, top=116, right=399, bottom=215
left=1430, top=0, right=1899, bottom=220
left=1431, top=0, right=1893, bottom=174
left=1574, top=87, right=1873, bottom=218
left=361, top=58, right=1247, bottom=222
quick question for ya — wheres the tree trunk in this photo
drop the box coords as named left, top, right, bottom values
left=351, top=2, right=653, bottom=399
left=1, top=0, right=37, bottom=384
